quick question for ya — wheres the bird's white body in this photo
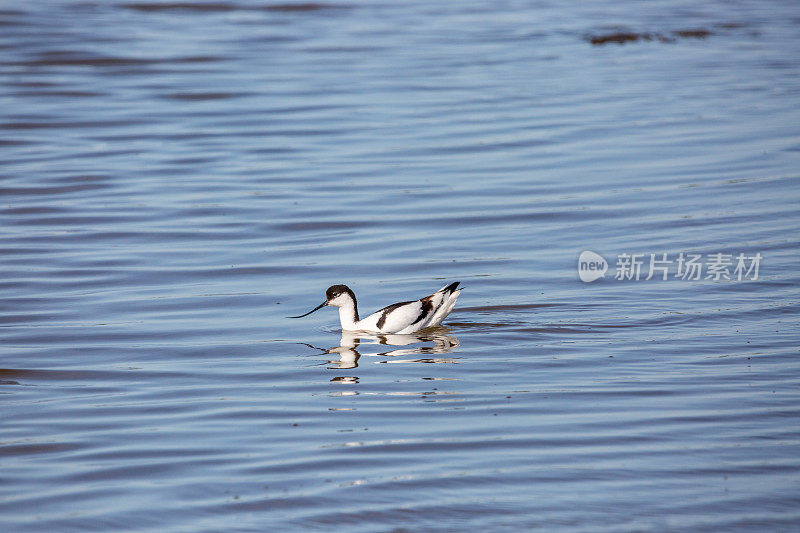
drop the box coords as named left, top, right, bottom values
left=290, top=282, right=461, bottom=334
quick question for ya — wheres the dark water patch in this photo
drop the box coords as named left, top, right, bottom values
left=396, top=207, right=642, bottom=229
left=8, top=89, right=108, bottom=98
left=1, top=326, right=240, bottom=347
left=160, top=91, right=250, bottom=101
left=121, top=1, right=240, bottom=12
left=247, top=146, right=300, bottom=155
left=0, top=442, right=87, bottom=456
left=0, top=139, right=33, bottom=146
left=714, top=22, right=748, bottom=30
left=0, top=9, right=25, bottom=18
left=209, top=126, right=348, bottom=138
left=121, top=2, right=345, bottom=13
left=393, top=137, right=553, bottom=156
left=0, top=119, right=146, bottom=130
left=0, top=368, right=152, bottom=382
left=459, top=303, right=564, bottom=313
left=673, top=29, right=713, bottom=39
left=262, top=3, right=343, bottom=11
left=509, top=325, right=614, bottom=335
left=15, top=52, right=224, bottom=68
left=5, top=215, right=144, bottom=227
left=0, top=11, right=30, bottom=29
left=1, top=206, right=70, bottom=216
left=587, top=28, right=713, bottom=45
left=444, top=320, right=526, bottom=330
left=273, top=220, right=367, bottom=232
left=0, top=313, right=71, bottom=325
left=298, top=45, right=391, bottom=55
left=0, top=182, right=110, bottom=196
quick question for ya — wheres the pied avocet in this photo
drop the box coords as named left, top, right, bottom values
left=289, top=282, right=461, bottom=334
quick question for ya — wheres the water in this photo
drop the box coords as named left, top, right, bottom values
left=2, top=1, right=800, bottom=531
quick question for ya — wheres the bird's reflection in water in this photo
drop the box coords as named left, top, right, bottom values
left=303, top=328, right=460, bottom=370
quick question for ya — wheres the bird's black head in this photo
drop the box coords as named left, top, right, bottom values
left=326, top=284, right=354, bottom=303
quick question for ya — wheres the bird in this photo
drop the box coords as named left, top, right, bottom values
left=288, top=282, right=461, bottom=334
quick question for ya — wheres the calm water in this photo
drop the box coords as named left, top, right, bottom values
left=2, top=1, right=800, bottom=531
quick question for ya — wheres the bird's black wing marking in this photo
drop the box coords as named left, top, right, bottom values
left=410, top=296, right=434, bottom=326
left=441, top=281, right=460, bottom=293
left=376, top=300, right=414, bottom=330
